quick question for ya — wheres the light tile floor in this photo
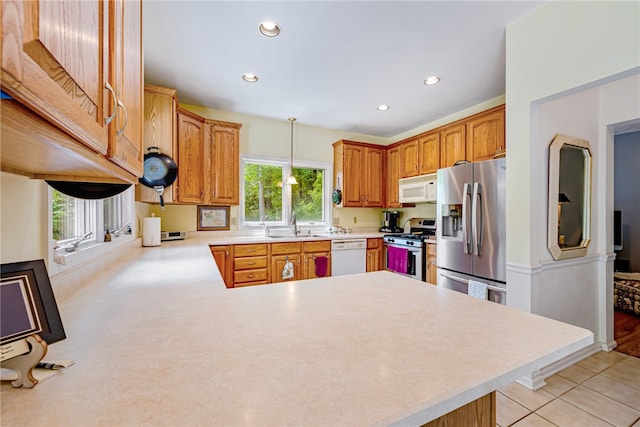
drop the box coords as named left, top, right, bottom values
left=497, top=351, right=640, bottom=427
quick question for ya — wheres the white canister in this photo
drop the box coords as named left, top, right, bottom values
left=142, top=215, right=161, bottom=247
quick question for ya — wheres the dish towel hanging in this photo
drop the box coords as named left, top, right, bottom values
left=282, top=257, right=294, bottom=280
left=468, top=280, right=488, bottom=300
left=314, top=256, right=328, bottom=277
left=387, top=246, right=408, bottom=274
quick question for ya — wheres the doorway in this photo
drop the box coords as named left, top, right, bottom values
left=612, top=129, right=640, bottom=357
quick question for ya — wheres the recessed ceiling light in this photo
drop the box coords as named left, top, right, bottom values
left=259, top=21, right=280, bottom=37
left=424, top=76, right=441, bottom=85
left=242, top=73, right=258, bottom=83
left=377, top=104, right=390, bottom=111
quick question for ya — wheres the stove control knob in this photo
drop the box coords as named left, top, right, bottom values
left=408, top=241, right=414, bottom=246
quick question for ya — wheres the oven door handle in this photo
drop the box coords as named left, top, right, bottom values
left=439, top=272, right=506, bottom=294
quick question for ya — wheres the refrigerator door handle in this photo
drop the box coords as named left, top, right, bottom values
left=472, top=182, right=483, bottom=255
left=462, top=182, right=472, bottom=254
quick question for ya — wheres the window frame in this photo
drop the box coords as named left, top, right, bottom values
left=47, top=185, right=135, bottom=275
left=240, top=155, right=332, bottom=230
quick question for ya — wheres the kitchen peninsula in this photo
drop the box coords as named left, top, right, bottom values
left=0, top=235, right=593, bottom=426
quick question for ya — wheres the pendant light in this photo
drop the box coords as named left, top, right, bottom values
left=286, top=117, right=298, bottom=185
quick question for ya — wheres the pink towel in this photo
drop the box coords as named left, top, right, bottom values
left=314, top=256, right=328, bottom=277
left=387, top=246, right=408, bottom=274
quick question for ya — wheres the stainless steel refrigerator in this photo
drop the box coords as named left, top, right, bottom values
left=436, top=158, right=507, bottom=304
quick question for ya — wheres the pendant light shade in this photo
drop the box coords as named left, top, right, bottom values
left=287, top=117, right=298, bottom=185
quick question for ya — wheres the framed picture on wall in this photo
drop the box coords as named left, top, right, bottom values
left=197, top=206, right=230, bottom=231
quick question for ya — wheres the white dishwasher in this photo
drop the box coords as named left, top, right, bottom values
left=331, top=239, right=367, bottom=276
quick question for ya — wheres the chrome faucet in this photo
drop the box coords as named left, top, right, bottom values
left=64, top=232, right=93, bottom=252
left=290, top=211, right=298, bottom=234
left=112, top=222, right=131, bottom=237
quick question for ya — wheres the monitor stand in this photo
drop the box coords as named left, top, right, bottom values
left=1, top=334, right=47, bottom=388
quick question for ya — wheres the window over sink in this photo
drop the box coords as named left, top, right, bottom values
left=241, top=156, right=331, bottom=228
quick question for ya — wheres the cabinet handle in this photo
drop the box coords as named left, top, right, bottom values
left=212, top=190, right=216, bottom=198
left=104, top=82, right=117, bottom=125
left=116, top=98, right=128, bottom=136
left=246, top=249, right=255, bottom=253
left=247, top=261, right=255, bottom=265
left=247, top=274, right=254, bottom=278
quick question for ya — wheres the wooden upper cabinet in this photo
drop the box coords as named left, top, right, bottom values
left=137, top=85, right=178, bottom=203
left=440, top=122, right=467, bottom=168
left=400, top=139, right=419, bottom=178
left=107, top=0, right=143, bottom=177
left=333, top=140, right=385, bottom=208
left=1, top=0, right=109, bottom=154
left=177, top=108, right=206, bottom=203
left=341, top=143, right=365, bottom=206
left=466, top=105, right=505, bottom=162
left=418, top=131, right=440, bottom=175
left=386, top=146, right=401, bottom=208
left=364, top=146, right=385, bottom=207
left=206, top=120, right=241, bottom=205
left=175, top=108, right=241, bottom=205
left=0, top=0, right=143, bottom=182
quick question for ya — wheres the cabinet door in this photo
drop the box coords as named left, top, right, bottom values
left=177, top=110, right=205, bottom=203
left=271, top=254, right=302, bottom=283
left=426, top=244, right=437, bottom=285
left=210, top=245, right=232, bottom=288
left=366, top=238, right=383, bottom=272
left=107, top=0, right=143, bottom=177
left=400, top=139, right=419, bottom=178
left=342, top=144, right=364, bottom=207
left=1, top=0, right=109, bottom=154
left=440, top=123, right=466, bottom=168
left=137, top=85, right=178, bottom=203
left=466, top=107, right=505, bottom=162
left=208, top=121, right=240, bottom=205
left=304, top=252, right=331, bottom=279
left=364, top=147, right=384, bottom=207
left=386, top=146, right=401, bottom=208
left=418, top=131, right=440, bottom=175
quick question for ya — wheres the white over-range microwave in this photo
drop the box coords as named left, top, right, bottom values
left=398, top=174, right=437, bottom=203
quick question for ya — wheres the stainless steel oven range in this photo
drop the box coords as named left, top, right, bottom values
left=383, top=218, right=435, bottom=281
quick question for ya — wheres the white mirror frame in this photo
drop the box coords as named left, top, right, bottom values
left=548, top=134, right=592, bottom=260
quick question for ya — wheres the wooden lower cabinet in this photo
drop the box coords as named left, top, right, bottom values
left=210, top=240, right=333, bottom=287
left=366, top=238, right=384, bottom=272
left=302, top=241, right=331, bottom=279
left=426, top=242, right=437, bottom=285
left=232, top=243, right=268, bottom=287
left=210, top=245, right=231, bottom=287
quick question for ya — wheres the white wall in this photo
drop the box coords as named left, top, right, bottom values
left=0, top=172, right=48, bottom=264
left=505, top=0, right=640, bottom=350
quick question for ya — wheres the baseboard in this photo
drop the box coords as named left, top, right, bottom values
left=516, top=342, right=602, bottom=390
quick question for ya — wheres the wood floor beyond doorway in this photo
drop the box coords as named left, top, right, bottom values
left=614, top=309, right=640, bottom=357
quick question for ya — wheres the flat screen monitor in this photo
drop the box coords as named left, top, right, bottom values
left=614, top=210, right=623, bottom=251
left=1, top=259, right=66, bottom=346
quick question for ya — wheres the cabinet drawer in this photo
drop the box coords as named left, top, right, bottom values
left=234, top=268, right=268, bottom=283
left=367, top=238, right=382, bottom=249
left=234, top=256, right=268, bottom=270
left=234, top=244, right=268, bottom=257
left=303, top=240, right=330, bottom=252
left=234, top=280, right=268, bottom=288
left=271, top=242, right=302, bottom=255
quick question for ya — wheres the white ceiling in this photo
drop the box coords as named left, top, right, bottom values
left=143, top=1, right=544, bottom=139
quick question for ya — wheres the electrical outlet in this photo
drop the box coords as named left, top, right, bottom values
left=333, top=217, right=340, bottom=225
left=353, top=216, right=357, bottom=224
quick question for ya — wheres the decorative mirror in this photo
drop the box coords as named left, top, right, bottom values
left=548, top=134, right=592, bottom=260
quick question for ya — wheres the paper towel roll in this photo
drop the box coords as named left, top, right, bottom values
left=142, top=216, right=161, bottom=247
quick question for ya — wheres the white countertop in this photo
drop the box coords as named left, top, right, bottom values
left=1, top=235, right=592, bottom=426
left=206, top=231, right=387, bottom=245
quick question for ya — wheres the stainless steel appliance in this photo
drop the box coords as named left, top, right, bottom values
left=383, top=218, right=436, bottom=281
left=380, top=211, right=402, bottom=233
left=436, top=158, right=506, bottom=303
